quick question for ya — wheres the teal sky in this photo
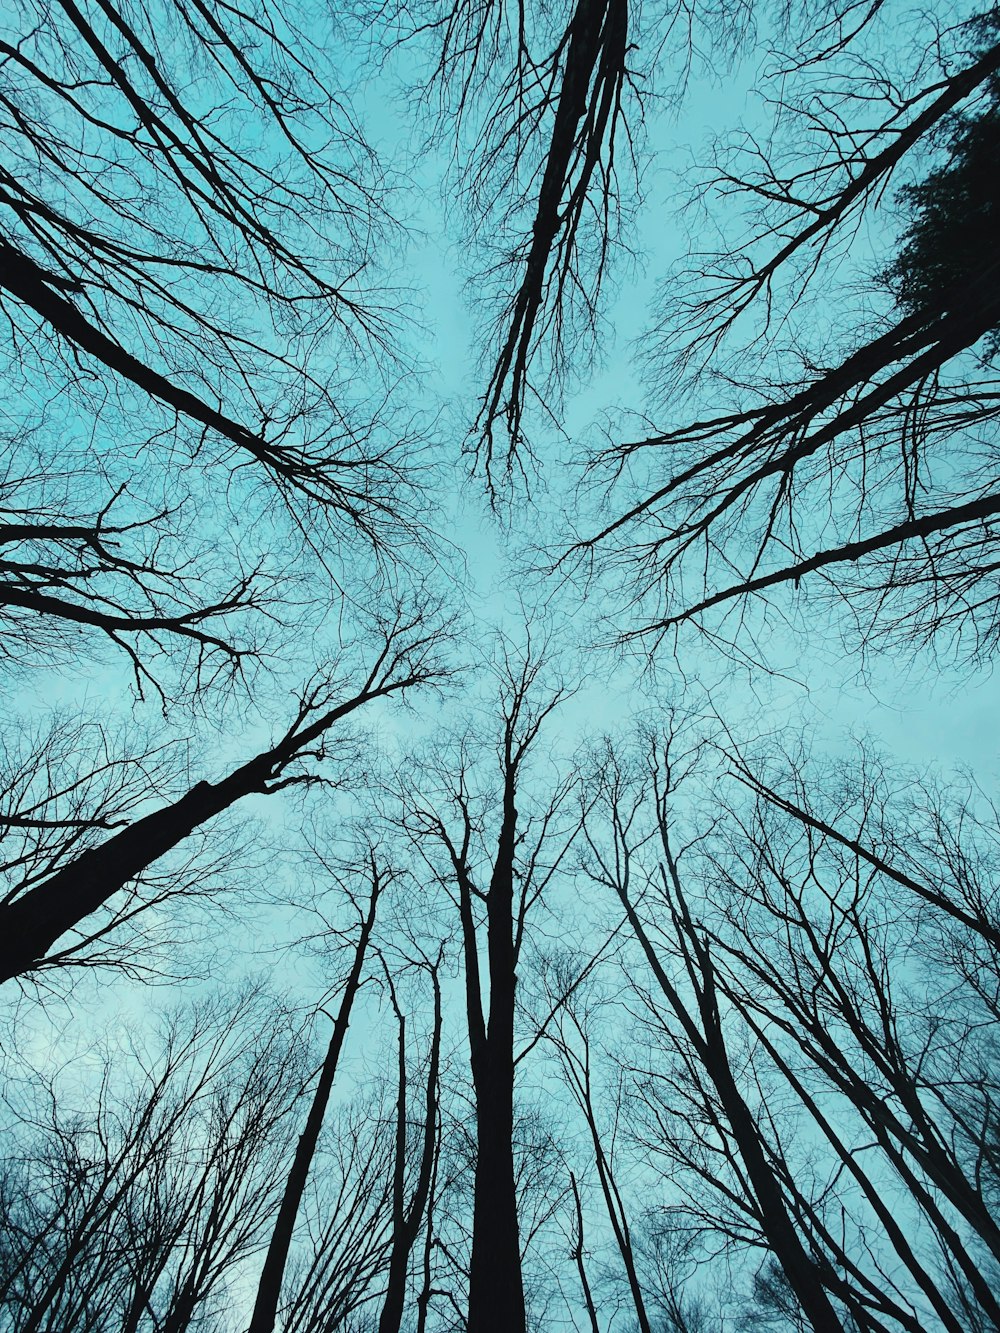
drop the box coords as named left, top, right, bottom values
left=4, top=2, right=999, bottom=1327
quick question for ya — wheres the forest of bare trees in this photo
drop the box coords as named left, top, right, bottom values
left=1, top=0, right=998, bottom=1329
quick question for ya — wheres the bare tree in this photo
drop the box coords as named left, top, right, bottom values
left=567, top=1169, right=602, bottom=1333
left=268, top=941, right=445, bottom=1333
left=397, top=640, right=583, bottom=1331
left=275, top=1093, right=398, bottom=1333
left=376, top=949, right=444, bottom=1333
left=594, top=758, right=852, bottom=1329
left=10, top=5, right=1000, bottom=1331
left=248, top=855, right=385, bottom=1333
left=0, top=432, right=276, bottom=700
left=548, top=1002, right=655, bottom=1333
left=568, top=4, right=1000, bottom=664
left=0, top=0, right=420, bottom=530
left=699, top=743, right=1000, bottom=1328
left=368, top=0, right=759, bottom=489
left=575, top=726, right=1000, bottom=1333
left=0, top=988, right=306, bottom=1333
left=0, top=597, right=453, bottom=985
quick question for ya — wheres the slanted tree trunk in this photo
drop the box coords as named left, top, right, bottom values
left=0, top=637, right=434, bottom=984
left=569, top=1172, right=601, bottom=1333
left=555, top=1018, right=652, bottom=1333
left=604, top=791, right=846, bottom=1333
left=246, top=873, right=381, bottom=1333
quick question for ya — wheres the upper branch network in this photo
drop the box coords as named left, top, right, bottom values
left=376, top=0, right=754, bottom=495
left=569, top=3, right=1000, bottom=664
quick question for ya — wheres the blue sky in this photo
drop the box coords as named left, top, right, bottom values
left=4, top=1, right=1000, bottom=1326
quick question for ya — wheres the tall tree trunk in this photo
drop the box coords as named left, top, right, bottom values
left=616, top=881, right=845, bottom=1333
left=246, top=878, right=380, bottom=1333
left=576, top=1068, right=651, bottom=1333
left=377, top=963, right=442, bottom=1333
left=466, top=781, right=526, bottom=1333
left=569, top=1172, right=601, bottom=1333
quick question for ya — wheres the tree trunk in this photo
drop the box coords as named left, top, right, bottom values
left=0, top=677, right=404, bottom=983
left=377, top=965, right=442, bottom=1333
left=617, top=883, right=845, bottom=1333
left=246, top=882, right=380, bottom=1333
left=569, top=1172, right=601, bottom=1333
left=466, top=785, right=526, bottom=1333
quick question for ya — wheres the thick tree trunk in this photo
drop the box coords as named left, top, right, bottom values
left=0, top=677, right=406, bottom=983
left=466, top=785, right=526, bottom=1333
left=703, top=1044, right=845, bottom=1333
left=0, top=240, right=270, bottom=468
left=467, top=1052, right=524, bottom=1333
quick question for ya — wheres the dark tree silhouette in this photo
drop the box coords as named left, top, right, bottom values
left=371, top=0, right=760, bottom=490
left=0, top=989, right=307, bottom=1333
left=568, top=7, right=1000, bottom=662
left=0, top=442, right=273, bottom=698
left=376, top=950, right=444, bottom=1333
left=270, top=943, right=445, bottom=1333
left=701, top=755, right=1000, bottom=1329
left=577, top=727, right=1000, bottom=1332
left=549, top=1004, right=654, bottom=1333
left=885, top=56, right=1000, bottom=354
left=0, top=598, right=452, bottom=984
left=583, top=739, right=847, bottom=1333
left=274, top=1093, right=398, bottom=1333
left=247, top=860, right=384, bottom=1333
left=0, top=0, right=442, bottom=739
left=7, top=2, right=1000, bottom=1329
left=398, top=642, right=583, bottom=1332
left=0, top=0, right=416, bottom=529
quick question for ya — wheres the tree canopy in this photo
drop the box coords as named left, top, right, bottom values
left=886, top=39, right=1000, bottom=354
left=2, top=0, right=1000, bottom=1330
